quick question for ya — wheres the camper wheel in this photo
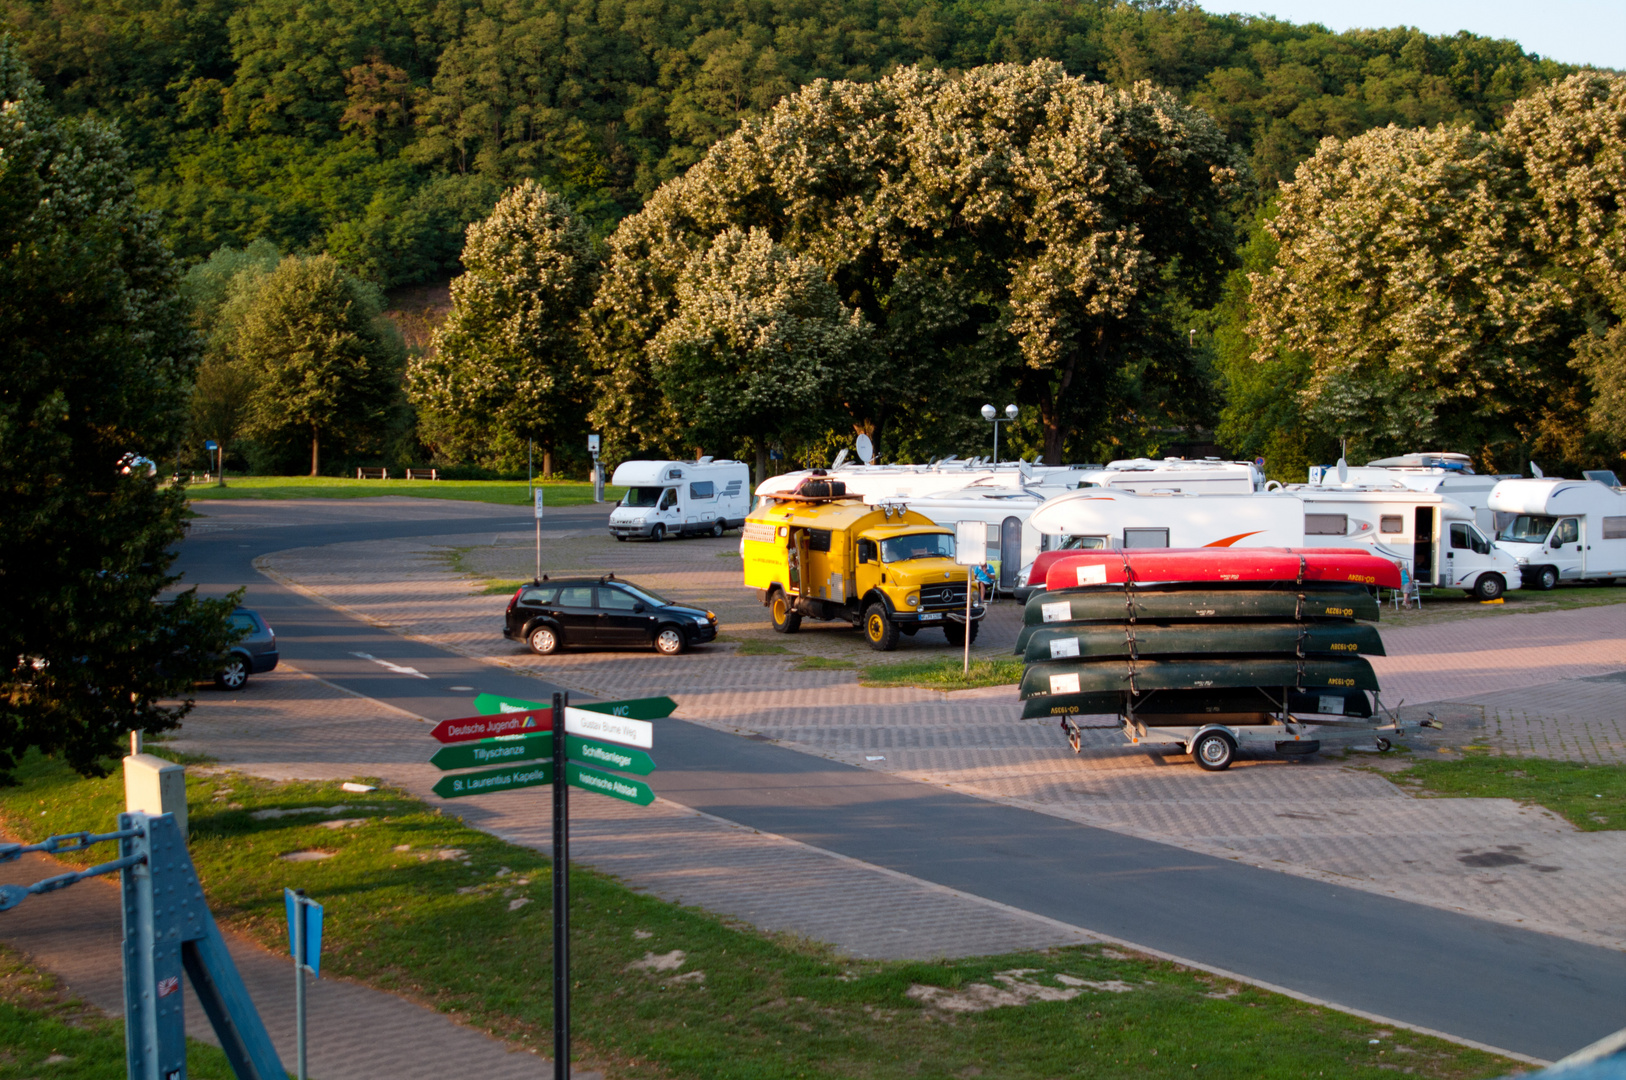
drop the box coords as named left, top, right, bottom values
left=650, top=524, right=666, bottom=543
left=1531, top=565, right=1558, bottom=591
left=769, top=589, right=802, bottom=634
left=1471, top=573, right=1505, bottom=601
left=1193, top=730, right=1236, bottom=772
left=863, top=603, right=900, bottom=652
left=710, top=520, right=725, bottom=538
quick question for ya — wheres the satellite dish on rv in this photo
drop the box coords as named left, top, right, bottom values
left=856, top=433, right=874, bottom=465
left=1531, top=461, right=1545, bottom=478
left=1336, top=458, right=1349, bottom=486
left=831, top=448, right=849, bottom=469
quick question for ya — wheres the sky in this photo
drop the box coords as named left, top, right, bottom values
left=1196, top=0, right=1626, bottom=70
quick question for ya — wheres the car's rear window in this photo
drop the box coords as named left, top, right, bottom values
left=520, top=587, right=558, bottom=604
left=228, top=613, right=259, bottom=632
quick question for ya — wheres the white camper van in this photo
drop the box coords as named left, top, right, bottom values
left=1307, top=453, right=1514, bottom=533
left=755, top=459, right=1095, bottom=501
left=1077, top=457, right=1265, bottom=494
left=1025, top=486, right=1521, bottom=600
left=1488, top=478, right=1626, bottom=589
left=608, top=459, right=751, bottom=541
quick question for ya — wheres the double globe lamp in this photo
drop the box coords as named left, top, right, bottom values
left=980, top=403, right=1019, bottom=464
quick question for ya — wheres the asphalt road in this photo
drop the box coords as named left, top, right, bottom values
left=174, top=497, right=1626, bottom=1063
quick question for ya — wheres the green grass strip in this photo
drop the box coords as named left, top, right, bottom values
left=1393, top=752, right=1626, bottom=831
left=184, top=475, right=622, bottom=507
left=0, top=751, right=1511, bottom=1079
left=860, top=656, right=1025, bottom=691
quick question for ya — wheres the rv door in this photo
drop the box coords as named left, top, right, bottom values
left=1414, top=507, right=1435, bottom=585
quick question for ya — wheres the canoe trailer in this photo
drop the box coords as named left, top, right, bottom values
left=1058, top=690, right=1436, bottom=771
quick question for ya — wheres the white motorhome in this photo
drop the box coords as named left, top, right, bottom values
left=1077, top=457, right=1265, bottom=494
left=1025, top=486, right=1521, bottom=600
left=1307, top=453, right=1515, bottom=533
left=1488, top=478, right=1626, bottom=590
left=608, top=459, right=750, bottom=541
left=755, top=459, right=1095, bottom=501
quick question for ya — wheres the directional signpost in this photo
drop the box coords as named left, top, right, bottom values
left=428, top=689, right=676, bottom=1080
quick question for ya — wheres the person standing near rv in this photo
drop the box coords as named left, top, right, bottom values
left=608, top=458, right=751, bottom=541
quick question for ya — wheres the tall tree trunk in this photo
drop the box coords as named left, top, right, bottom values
left=1039, top=341, right=1086, bottom=464
left=755, top=441, right=768, bottom=491
left=310, top=427, right=320, bottom=477
left=542, top=449, right=553, bottom=478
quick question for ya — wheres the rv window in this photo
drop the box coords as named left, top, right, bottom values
left=1497, top=515, right=1555, bottom=543
left=1449, top=524, right=1490, bottom=554
left=1380, top=515, right=1403, bottom=534
left=1555, top=518, right=1579, bottom=545
left=622, top=487, right=664, bottom=508
left=1123, top=528, right=1169, bottom=548
left=690, top=481, right=716, bottom=499
left=1468, top=526, right=1491, bottom=554
left=658, top=488, right=678, bottom=510
left=1061, top=536, right=1107, bottom=550
left=1305, top=514, right=1347, bottom=535
left=808, top=529, right=833, bottom=552
left=1604, top=517, right=1626, bottom=540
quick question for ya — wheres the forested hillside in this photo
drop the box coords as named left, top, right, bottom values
left=5, top=0, right=1568, bottom=286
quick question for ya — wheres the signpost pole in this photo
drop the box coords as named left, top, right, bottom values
left=551, top=691, right=570, bottom=1080
left=293, top=889, right=308, bottom=1080
left=534, top=489, right=545, bottom=582
left=964, top=577, right=973, bottom=675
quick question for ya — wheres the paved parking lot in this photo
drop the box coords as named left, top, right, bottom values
left=250, top=529, right=1626, bottom=954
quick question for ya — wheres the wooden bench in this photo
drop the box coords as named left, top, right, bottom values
left=356, top=467, right=388, bottom=480
left=405, top=468, right=438, bottom=480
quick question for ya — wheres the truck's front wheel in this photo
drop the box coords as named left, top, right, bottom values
left=1471, top=573, right=1505, bottom=601
left=863, top=604, right=899, bottom=651
left=943, top=619, right=980, bottom=647
left=770, top=590, right=802, bottom=634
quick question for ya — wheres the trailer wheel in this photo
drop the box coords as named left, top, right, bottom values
left=943, top=620, right=980, bottom=647
left=1193, top=731, right=1236, bottom=772
left=1472, top=573, right=1505, bottom=601
left=863, top=603, right=900, bottom=651
left=1532, top=565, right=1558, bottom=591
left=769, top=590, right=801, bottom=634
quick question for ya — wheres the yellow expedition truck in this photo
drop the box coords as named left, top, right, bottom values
left=741, top=478, right=985, bottom=650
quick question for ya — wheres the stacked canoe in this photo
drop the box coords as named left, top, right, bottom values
left=1016, top=549, right=1399, bottom=723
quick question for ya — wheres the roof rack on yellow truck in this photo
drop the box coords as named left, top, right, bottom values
left=741, top=477, right=985, bottom=650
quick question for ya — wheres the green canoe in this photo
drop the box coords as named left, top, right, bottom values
left=1022, top=622, right=1385, bottom=664
left=1019, top=655, right=1378, bottom=701
left=1021, top=685, right=1373, bottom=720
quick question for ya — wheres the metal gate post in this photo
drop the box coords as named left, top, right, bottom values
left=122, top=811, right=187, bottom=1080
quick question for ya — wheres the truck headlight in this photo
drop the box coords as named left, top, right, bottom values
left=905, top=593, right=919, bottom=607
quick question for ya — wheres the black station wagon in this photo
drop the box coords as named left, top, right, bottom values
left=503, top=576, right=718, bottom=656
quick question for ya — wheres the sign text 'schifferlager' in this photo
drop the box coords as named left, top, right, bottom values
left=566, top=735, right=655, bottom=776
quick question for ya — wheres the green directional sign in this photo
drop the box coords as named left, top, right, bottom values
left=432, top=760, right=553, bottom=799
left=567, top=735, right=656, bottom=776
left=431, top=733, right=551, bottom=772
left=565, top=762, right=655, bottom=806
left=475, top=692, right=676, bottom=722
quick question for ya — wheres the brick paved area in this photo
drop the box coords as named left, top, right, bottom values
left=254, top=534, right=1626, bottom=954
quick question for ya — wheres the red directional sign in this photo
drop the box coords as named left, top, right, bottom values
left=429, top=709, right=551, bottom=744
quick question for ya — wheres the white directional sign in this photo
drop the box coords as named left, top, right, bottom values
left=534, top=489, right=545, bottom=519
left=955, top=520, right=987, bottom=566
left=563, top=706, right=653, bottom=749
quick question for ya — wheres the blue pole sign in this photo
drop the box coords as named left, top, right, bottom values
left=284, top=888, right=324, bottom=978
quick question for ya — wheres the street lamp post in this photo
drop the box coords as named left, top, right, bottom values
left=980, top=404, right=1019, bottom=464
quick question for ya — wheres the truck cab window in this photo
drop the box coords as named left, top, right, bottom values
left=1061, top=536, right=1107, bottom=550
left=1555, top=518, right=1579, bottom=545
left=880, top=533, right=954, bottom=562
left=857, top=539, right=877, bottom=563
left=658, top=488, right=677, bottom=511
left=1497, top=515, right=1555, bottom=543
left=622, top=487, right=663, bottom=508
left=1450, top=523, right=1471, bottom=550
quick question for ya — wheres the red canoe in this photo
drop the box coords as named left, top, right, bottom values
left=1042, top=548, right=1402, bottom=592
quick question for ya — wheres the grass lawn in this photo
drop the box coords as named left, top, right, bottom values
left=1390, top=752, right=1626, bottom=831
left=0, top=942, right=235, bottom=1079
left=1380, top=582, right=1626, bottom=627
left=0, top=751, right=1514, bottom=1080
left=860, top=656, right=1026, bottom=691
left=184, top=475, right=623, bottom=507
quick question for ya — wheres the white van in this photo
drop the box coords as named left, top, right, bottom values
left=1488, top=478, right=1626, bottom=590
left=608, top=459, right=750, bottom=541
left=1026, top=486, right=1522, bottom=600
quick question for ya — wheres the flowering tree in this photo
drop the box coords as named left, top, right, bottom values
left=588, top=61, right=1244, bottom=463
left=1248, top=124, right=1571, bottom=461
left=1506, top=73, right=1626, bottom=443
left=410, top=182, right=597, bottom=471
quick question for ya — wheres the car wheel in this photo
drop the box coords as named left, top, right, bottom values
left=528, top=626, right=560, bottom=656
left=1193, top=730, right=1236, bottom=772
left=710, top=520, right=725, bottom=538
left=770, top=590, right=802, bottom=633
left=655, top=626, right=686, bottom=655
left=943, top=619, right=980, bottom=646
left=614, top=534, right=627, bottom=542
left=1472, top=573, right=1505, bottom=601
left=1534, top=565, right=1558, bottom=591
left=214, top=655, right=249, bottom=691
left=863, top=603, right=899, bottom=651
left=650, top=525, right=665, bottom=543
